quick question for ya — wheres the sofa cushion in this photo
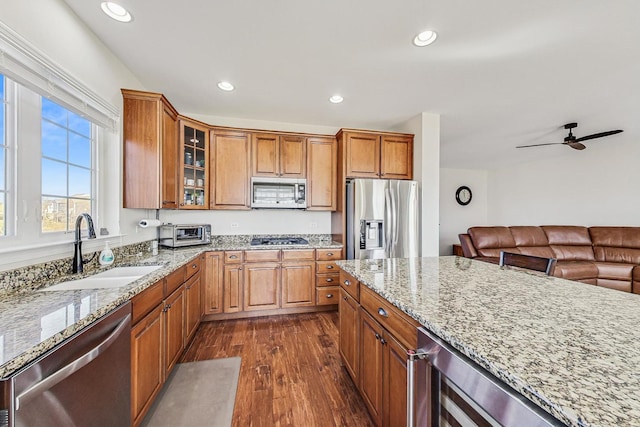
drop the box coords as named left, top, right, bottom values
left=468, top=227, right=519, bottom=258
left=553, top=261, right=598, bottom=281
left=590, top=227, right=640, bottom=263
left=509, top=226, right=555, bottom=258
left=542, top=226, right=592, bottom=245
left=594, top=262, right=634, bottom=281
left=596, top=279, right=631, bottom=293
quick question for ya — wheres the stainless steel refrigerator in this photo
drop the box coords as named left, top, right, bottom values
left=345, top=179, right=419, bottom=259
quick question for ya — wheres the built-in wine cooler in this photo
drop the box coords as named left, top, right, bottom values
left=408, top=327, right=563, bottom=427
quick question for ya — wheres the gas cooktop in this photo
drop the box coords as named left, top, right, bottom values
left=250, top=237, right=309, bottom=246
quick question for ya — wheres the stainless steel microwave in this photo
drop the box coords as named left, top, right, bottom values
left=159, top=224, right=211, bottom=248
left=250, top=177, right=307, bottom=209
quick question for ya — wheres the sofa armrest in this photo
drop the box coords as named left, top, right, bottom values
left=458, top=234, right=478, bottom=258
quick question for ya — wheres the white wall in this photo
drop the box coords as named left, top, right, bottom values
left=397, top=113, right=440, bottom=257
left=487, top=138, right=640, bottom=226
left=439, top=168, right=489, bottom=255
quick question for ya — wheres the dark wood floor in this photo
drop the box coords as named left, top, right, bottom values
left=181, top=311, right=375, bottom=427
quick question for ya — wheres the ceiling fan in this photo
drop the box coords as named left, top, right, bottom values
left=516, top=123, right=623, bottom=150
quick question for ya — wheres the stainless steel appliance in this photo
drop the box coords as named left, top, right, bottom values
left=250, top=237, right=309, bottom=246
left=0, top=303, right=131, bottom=427
left=407, top=327, right=562, bottom=427
left=345, top=179, right=419, bottom=259
left=159, top=223, right=212, bottom=248
left=250, top=177, right=307, bottom=209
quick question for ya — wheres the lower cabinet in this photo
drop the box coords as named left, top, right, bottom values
left=339, top=268, right=418, bottom=427
left=282, top=260, right=315, bottom=307
left=339, top=288, right=360, bottom=382
left=130, top=257, right=203, bottom=427
left=223, top=263, right=243, bottom=313
left=203, top=251, right=223, bottom=315
left=131, top=304, right=163, bottom=426
left=244, top=262, right=280, bottom=311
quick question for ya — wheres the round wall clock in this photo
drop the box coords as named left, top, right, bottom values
left=455, top=186, right=472, bottom=206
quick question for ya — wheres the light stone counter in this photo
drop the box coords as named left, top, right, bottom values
left=0, top=235, right=342, bottom=379
left=337, top=256, right=640, bottom=427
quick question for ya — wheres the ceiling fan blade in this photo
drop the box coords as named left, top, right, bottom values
left=575, top=129, right=623, bottom=142
left=516, top=142, right=563, bottom=148
left=567, top=141, right=586, bottom=150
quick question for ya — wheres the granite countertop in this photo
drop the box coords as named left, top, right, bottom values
left=0, top=236, right=342, bottom=379
left=336, top=257, right=640, bottom=427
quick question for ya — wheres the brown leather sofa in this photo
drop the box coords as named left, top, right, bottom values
left=458, top=226, right=640, bottom=293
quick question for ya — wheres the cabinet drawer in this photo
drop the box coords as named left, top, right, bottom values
left=316, top=273, right=340, bottom=287
left=316, top=248, right=342, bottom=261
left=165, top=266, right=186, bottom=295
left=282, top=249, right=315, bottom=261
left=225, top=251, right=244, bottom=263
left=131, top=279, right=164, bottom=324
left=245, top=250, right=280, bottom=263
left=339, top=270, right=360, bottom=301
left=316, top=286, right=339, bottom=305
left=360, top=286, right=419, bottom=349
left=317, top=260, right=338, bottom=273
left=185, top=257, right=201, bottom=280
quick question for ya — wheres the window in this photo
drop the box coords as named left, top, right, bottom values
left=41, top=99, right=95, bottom=233
left=0, top=74, right=5, bottom=236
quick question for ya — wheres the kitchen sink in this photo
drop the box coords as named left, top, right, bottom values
left=40, top=265, right=163, bottom=291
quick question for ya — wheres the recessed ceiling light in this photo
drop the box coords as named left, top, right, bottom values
left=217, top=81, right=235, bottom=91
left=413, top=30, right=438, bottom=47
left=329, top=95, right=344, bottom=104
left=100, top=2, right=132, bottom=23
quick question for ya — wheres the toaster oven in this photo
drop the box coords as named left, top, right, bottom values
left=159, top=224, right=211, bottom=248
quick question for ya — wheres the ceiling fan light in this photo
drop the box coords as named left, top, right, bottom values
left=100, top=2, right=132, bottom=22
left=413, top=30, right=438, bottom=47
left=329, top=95, right=344, bottom=104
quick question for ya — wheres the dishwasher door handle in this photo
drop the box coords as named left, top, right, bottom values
left=15, top=313, right=131, bottom=410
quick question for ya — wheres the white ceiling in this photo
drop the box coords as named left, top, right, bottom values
left=62, top=0, right=640, bottom=169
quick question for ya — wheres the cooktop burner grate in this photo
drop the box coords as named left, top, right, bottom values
left=250, top=237, right=309, bottom=246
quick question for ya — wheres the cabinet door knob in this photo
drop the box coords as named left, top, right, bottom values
left=344, top=280, right=350, bottom=286
left=326, top=294, right=333, bottom=298
left=326, top=278, right=333, bottom=282
left=377, top=307, right=388, bottom=318
left=380, top=338, right=387, bottom=345
left=374, top=333, right=381, bottom=341
left=343, top=296, right=348, bottom=301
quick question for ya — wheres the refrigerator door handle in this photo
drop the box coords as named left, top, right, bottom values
left=391, top=184, right=399, bottom=249
left=384, top=187, right=392, bottom=255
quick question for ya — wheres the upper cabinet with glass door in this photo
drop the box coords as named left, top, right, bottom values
left=179, top=118, right=209, bottom=209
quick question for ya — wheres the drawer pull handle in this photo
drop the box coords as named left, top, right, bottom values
left=229, top=255, right=238, bottom=259
left=326, top=265, right=334, bottom=269
left=326, top=278, right=333, bottom=282
left=377, top=307, right=388, bottom=318
left=192, top=264, right=197, bottom=269
left=326, top=294, right=333, bottom=298
left=344, top=280, right=351, bottom=286
left=327, top=252, right=334, bottom=256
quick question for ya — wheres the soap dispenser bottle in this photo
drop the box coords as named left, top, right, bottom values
left=99, top=241, right=115, bottom=266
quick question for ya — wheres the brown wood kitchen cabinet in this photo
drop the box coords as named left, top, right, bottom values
left=358, top=285, right=419, bottom=427
left=307, top=136, right=337, bottom=211
left=339, top=270, right=361, bottom=383
left=339, top=129, right=413, bottom=180
left=281, top=249, right=315, bottom=307
left=243, top=250, right=281, bottom=311
left=122, top=89, right=180, bottom=209
left=315, top=248, right=341, bottom=306
left=179, top=117, right=209, bottom=209
left=210, top=128, right=250, bottom=209
left=130, top=256, right=203, bottom=426
left=203, top=251, right=224, bottom=315
left=252, top=132, right=307, bottom=178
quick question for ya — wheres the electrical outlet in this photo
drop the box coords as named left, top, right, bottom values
left=310, top=222, right=318, bottom=228
left=231, top=222, right=240, bottom=228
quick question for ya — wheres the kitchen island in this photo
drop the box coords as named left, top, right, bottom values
left=337, top=256, right=640, bottom=427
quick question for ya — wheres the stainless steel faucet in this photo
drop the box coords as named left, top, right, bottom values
left=72, top=213, right=97, bottom=273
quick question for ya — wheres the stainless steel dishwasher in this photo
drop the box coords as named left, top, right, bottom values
left=0, top=302, right=131, bottom=427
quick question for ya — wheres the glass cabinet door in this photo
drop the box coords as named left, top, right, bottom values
left=179, top=120, right=208, bottom=209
